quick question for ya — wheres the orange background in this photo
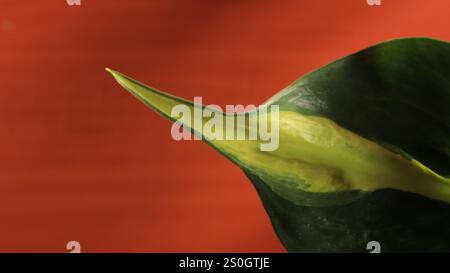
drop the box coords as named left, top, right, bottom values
left=0, top=0, right=449, bottom=252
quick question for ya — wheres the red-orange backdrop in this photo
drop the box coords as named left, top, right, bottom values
left=0, top=0, right=449, bottom=252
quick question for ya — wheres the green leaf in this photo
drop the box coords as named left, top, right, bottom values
left=106, top=37, right=450, bottom=252
left=266, top=37, right=450, bottom=177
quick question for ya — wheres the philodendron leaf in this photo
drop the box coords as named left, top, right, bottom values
left=106, top=37, right=450, bottom=252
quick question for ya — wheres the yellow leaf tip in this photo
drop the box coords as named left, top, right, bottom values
left=105, top=67, right=116, bottom=75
